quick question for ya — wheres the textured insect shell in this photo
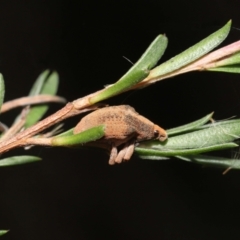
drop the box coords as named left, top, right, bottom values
left=73, top=105, right=156, bottom=141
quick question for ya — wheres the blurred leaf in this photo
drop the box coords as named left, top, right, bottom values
left=29, top=69, right=50, bottom=96
left=0, top=156, right=41, bottom=167
left=52, top=125, right=105, bottom=146
left=0, top=230, right=9, bottom=236
left=176, top=155, right=240, bottom=169
left=24, top=71, right=59, bottom=127
left=90, top=35, right=168, bottom=103
left=0, top=74, right=5, bottom=114
left=148, top=20, right=231, bottom=79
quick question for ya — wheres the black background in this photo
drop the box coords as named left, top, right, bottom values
left=0, top=0, right=240, bottom=240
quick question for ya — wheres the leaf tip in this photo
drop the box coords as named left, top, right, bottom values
left=0, top=230, right=9, bottom=236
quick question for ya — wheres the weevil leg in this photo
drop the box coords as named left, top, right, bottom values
left=109, top=144, right=118, bottom=165
left=115, top=145, right=128, bottom=163
left=115, top=139, right=135, bottom=164
left=123, top=140, right=135, bottom=161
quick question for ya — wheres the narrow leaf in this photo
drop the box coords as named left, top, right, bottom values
left=142, top=120, right=240, bottom=150
left=29, top=69, right=50, bottom=95
left=52, top=125, right=105, bottom=146
left=55, top=128, right=74, bottom=137
left=148, top=20, right=231, bottom=79
left=24, top=71, right=59, bottom=127
left=136, top=143, right=237, bottom=158
left=196, top=119, right=240, bottom=130
left=90, top=35, right=168, bottom=103
left=0, top=230, right=9, bottom=236
left=213, top=52, right=240, bottom=67
left=208, top=65, right=240, bottom=73
left=179, top=40, right=240, bottom=72
left=0, top=156, right=41, bottom=167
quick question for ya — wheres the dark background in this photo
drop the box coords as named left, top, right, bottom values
left=0, top=0, right=240, bottom=239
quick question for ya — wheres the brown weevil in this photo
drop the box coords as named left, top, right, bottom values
left=74, top=105, right=167, bottom=165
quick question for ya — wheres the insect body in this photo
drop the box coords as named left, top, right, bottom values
left=74, top=105, right=167, bottom=165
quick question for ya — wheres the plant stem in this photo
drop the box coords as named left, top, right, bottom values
left=0, top=102, right=93, bottom=153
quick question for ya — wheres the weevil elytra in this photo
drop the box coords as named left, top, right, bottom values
left=74, top=105, right=168, bottom=165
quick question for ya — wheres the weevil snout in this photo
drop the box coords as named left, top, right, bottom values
left=153, top=125, right=168, bottom=142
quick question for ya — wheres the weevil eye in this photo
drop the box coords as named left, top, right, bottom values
left=154, top=129, right=159, bottom=138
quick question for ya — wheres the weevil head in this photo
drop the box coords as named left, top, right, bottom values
left=153, top=125, right=168, bottom=142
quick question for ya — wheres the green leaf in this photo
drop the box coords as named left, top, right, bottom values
left=142, top=119, right=240, bottom=150
left=136, top=143, right=237, bottom=158
left=0, top=74, right=5, bottom=114
left=29, top=69, right=50, bottom=96
left=52, top=125, right=105, bottom=146
left=149, top=20, right=231, bottom=79
left=167, top=112, right=213, bottom=136
left=24, top=71, right=59, bottom=127
left=0, top=230, right=9, bottom=236
left=90, top=35, right=168, bottom=103
left=0, top=156, right=41, bottom=167
left=136, top=117, right=240, bottom=161
left=196, top=119, right=240, bottom=130
left=214, top=52, right=240, bottom=67
left=55, top=128, right=74, bottom=137
left=208, top=65, right=240, bottom=73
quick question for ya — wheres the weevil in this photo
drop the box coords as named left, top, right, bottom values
left=74, top=105, right=168, bottom=165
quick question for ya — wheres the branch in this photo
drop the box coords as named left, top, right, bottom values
left=0, top=20, right=240, bottom=171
